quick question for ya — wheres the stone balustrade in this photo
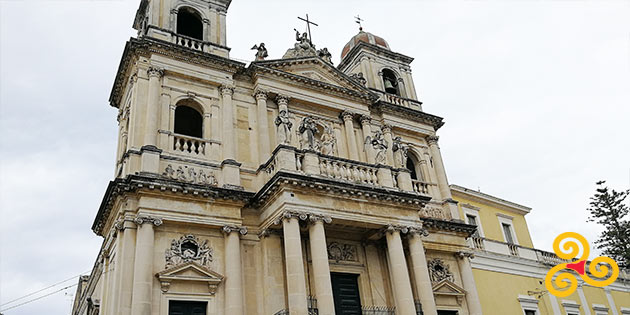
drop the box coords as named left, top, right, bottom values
left=411, top=180, right=430, bottom=194
left=171, top=133, right=207, bottom=157
left=375, top=90, right=423, bottom=111
left=318, top=156, right=380, bottom=186
left=172, top=33, right=206, bottom=52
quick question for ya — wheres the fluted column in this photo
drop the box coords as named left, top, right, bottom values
left=223, top=225, right=247, bottom=315
left=382, top=124, right=395, bottom=166
left=384, top=226, right=416, bottom=315
left=408, top=228, right=438, bottom=315
left=341, top=111, right=359, bottom=160
left=143, top=67, right=163, bottom=147
left=360, top=115, right=375, bottom=163
left=255, top=90, right=271, bottom=163
left=280, top=212, right=309, bottom=315
left=308, top=215, right=335, bottom=315
left=457, top=251, right=483, bottom=315
left=130, top=216, right=162, bottom=315
left=221, top=85, right=236, bottom=160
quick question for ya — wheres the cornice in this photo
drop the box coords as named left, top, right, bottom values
left=109, top=37, right=245, bottom=108
left=248, top=171, right=431, bottom=209
left=248, top=58, right=377, bottom=104
left=338, top=41, right=415, bottom=71
left=422, top=218, right=477, bottom=237
left=370, top=101, right=445, bottom=131
left=92, top=174, right=254, bottom=236
left=450, top=184, right=532, bottom=215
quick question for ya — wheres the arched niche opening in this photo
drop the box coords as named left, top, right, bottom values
left=174, top=100, right=203, bottom=138
left=177, top=7, right=203, bottom=40
left=406, top=152, right=425, bottom=181
left=382, top=68, right=400, bottom=96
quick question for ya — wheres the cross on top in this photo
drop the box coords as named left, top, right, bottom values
left=355, top=15, right=364, bottom=31
left=298, top=14, right=319, bottom=44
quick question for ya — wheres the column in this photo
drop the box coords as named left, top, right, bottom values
left=282, top=213, right=309, bottom=315
left=220, top=84, right=236, bottom=160
left=408, top=229, right=438, bottom=315
left=360, top=115, right=375, bottom=163
left=130, top=216, right=162, bottom=315
left=382, top=124, right=395, bottom=166
left=308, top=215, right=335, bottom=315
left=384, top=226, right=416, bottom=315
left=255, top=90, right=271, bottom=163
left=456, top=252, right=483, bottom=315
left=223, top=226, right=247, bottom=315
left=259, top=230, right=287, bottom=315
left=341, top=111, right=359, bottom=160
left=117, top=220, right=137, bottom=315
left=143, top=67, right=163, bottom=147
left=426, top=136, right=451, bottom=200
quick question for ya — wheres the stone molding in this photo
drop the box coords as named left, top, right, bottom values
left=253, top=89, right=268, bottom=101
left=369, top=102, right=444, bottom=131
left=134, top=215, right=163, bottom=226
left=219, top=84, right=235, bottom=96
left=222, top=225, right=248, bottom=236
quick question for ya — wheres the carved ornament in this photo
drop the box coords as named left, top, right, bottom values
left=147, top=67, right=164, bottom=78
left=162, top=164, right=218, bottom=186
left=327, top=242, right=358, bottom=262
left=428, top=258, right=455, bottom=284
left=165, top=234, right=213, bottom=269
left=427, top=135, right=439, bottom=146
left=222, top=225, right=248, bottom=236
left=134, top=215, right=163, bottom=227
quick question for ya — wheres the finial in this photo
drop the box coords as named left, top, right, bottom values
left=355, top=15, right=364, bottom=31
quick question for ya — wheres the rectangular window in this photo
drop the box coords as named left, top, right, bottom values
left=169, top=300, right=207, bottom=315
left=467, top=214, right=480, bottom=237
left=502, top=223, right=515, bottom=244
left=524, top=310, right=536, bottom=315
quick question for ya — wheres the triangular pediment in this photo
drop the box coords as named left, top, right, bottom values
left=156, top=261, right=223, bottom=294
left=432, top=279, right=466, bottom=296
left=250, top=57, right=375, bottom=101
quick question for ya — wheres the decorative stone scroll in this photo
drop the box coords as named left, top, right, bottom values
left=165, top=234, right=213, bottom=269
left=162, top=164, right=218, bottom=186
left=428, top=258, right=455, bottom=284
left=221, top=225, right=248, bottom=236
left=134, top=215, right=163, bottom=227
left=327, top=242, right=358, bottom=262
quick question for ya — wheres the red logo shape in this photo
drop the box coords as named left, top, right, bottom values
left=566, top=260, right=586, bottom=275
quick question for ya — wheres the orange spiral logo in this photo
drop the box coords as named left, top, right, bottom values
left=544, top=232, right=619, bottom=297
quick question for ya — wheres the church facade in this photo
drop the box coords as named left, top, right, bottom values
left=71, top=1, right=630, bottom=315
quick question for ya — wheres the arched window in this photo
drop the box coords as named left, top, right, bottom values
left=174, top=103, right=203, bottom=138
left=177, top=7, right=203, bottom=40
left=382, top=69, right=400, bottom=96
left=406, top=153, right=424, bottom=181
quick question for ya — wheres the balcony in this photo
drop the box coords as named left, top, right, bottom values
left=373, top=90, right=423, bottom=111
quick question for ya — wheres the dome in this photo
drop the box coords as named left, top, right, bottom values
left=341, top=30, right=391, bottom=60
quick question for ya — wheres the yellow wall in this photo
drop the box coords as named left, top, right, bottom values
left=472, top=268, right=556, bottom=315
left=610, top=289, right=630, bottom=314
left=454, top=195, right=534, bottom=248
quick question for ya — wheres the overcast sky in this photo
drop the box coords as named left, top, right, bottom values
left=1, top=0, right=629, bottom=313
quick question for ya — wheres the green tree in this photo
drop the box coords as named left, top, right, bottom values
left=587, top=181, right=630, bottom=268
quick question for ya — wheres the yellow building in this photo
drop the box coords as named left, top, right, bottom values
left=70, top=1, right=630, bottom=315
left=452, top=185, right=630, bottom=315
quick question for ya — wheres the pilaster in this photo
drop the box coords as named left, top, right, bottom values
left=281, top=212, right=309, bottom=315
left=223, top=225, right=247, bottom=315
left=341, top=111, right=359, bottom=160
left=130, top=215, right=162, bottom=315
left=307, top=215, right=335, bottom=315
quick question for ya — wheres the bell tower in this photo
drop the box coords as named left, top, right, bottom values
left=133, top=0, right=232, bottom=58
left=338, top=29, right=419, bottom=103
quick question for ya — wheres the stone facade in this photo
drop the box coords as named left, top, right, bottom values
left=72, top=1, right=487, bottom=315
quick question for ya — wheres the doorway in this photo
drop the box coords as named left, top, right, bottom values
left=437, top=311, right=458, bottom=315
left=331, top=272, right=362, bottom=315
left=169, top=300, right=207, bottom=315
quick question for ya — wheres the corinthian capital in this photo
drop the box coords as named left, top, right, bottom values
left=308, top=214, right=333, bottom=225
left=222, top=225, right=248, bottom=236
left=147, top=67, right=164, bottom=78
left=359, top=115, right=372, bottom=125
left=134, top=215, right=163, bottom=227
left=340, top=111, right=355, bottom=122
left=253, top=89, right=268, bottom=101
left=409, top=227, right=430, bottom=237
left=427, top=135, right=440, bottom=146
left=220, top=84, right=235, bottom=96
left=275, top=95, right=290, bottom=106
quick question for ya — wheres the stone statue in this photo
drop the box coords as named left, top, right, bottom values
left=275, top=109, right=293, bottom=145
left=370, top=131, right=388, bottom=165
left=320, top=126, right=337, bottom=156
left=392, top=136, right=409, bottom=168
left=251, top=43, right=268, bottom=61
left=299, top=116, right=318, bottom=150
left=294, top=29, right=313, bottom=50
left=350, top=72, right=367, bottom=87
left=318, top=47, right=332, bottom=64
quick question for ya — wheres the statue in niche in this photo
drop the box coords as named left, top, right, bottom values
left=251, top=43, right=268, bottom=61
left=320, top=126, right=337, bottom=156
left=275, top=109, right=293, bottom=145
left=299, top=116, right=319, bottom=150
left=368, top=131, right=388, bottom=165
left=392, top=136, right=409, bottom=169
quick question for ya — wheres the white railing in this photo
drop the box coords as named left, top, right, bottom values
left=172, top=134, right=206, bottom=156
left=319, top=157, right=379, bottom=186
left=471, top=236, right=485, bottom=250
left=411, top=180, right=430, bottom=194
left=173, top=34, right=206, bottom=52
